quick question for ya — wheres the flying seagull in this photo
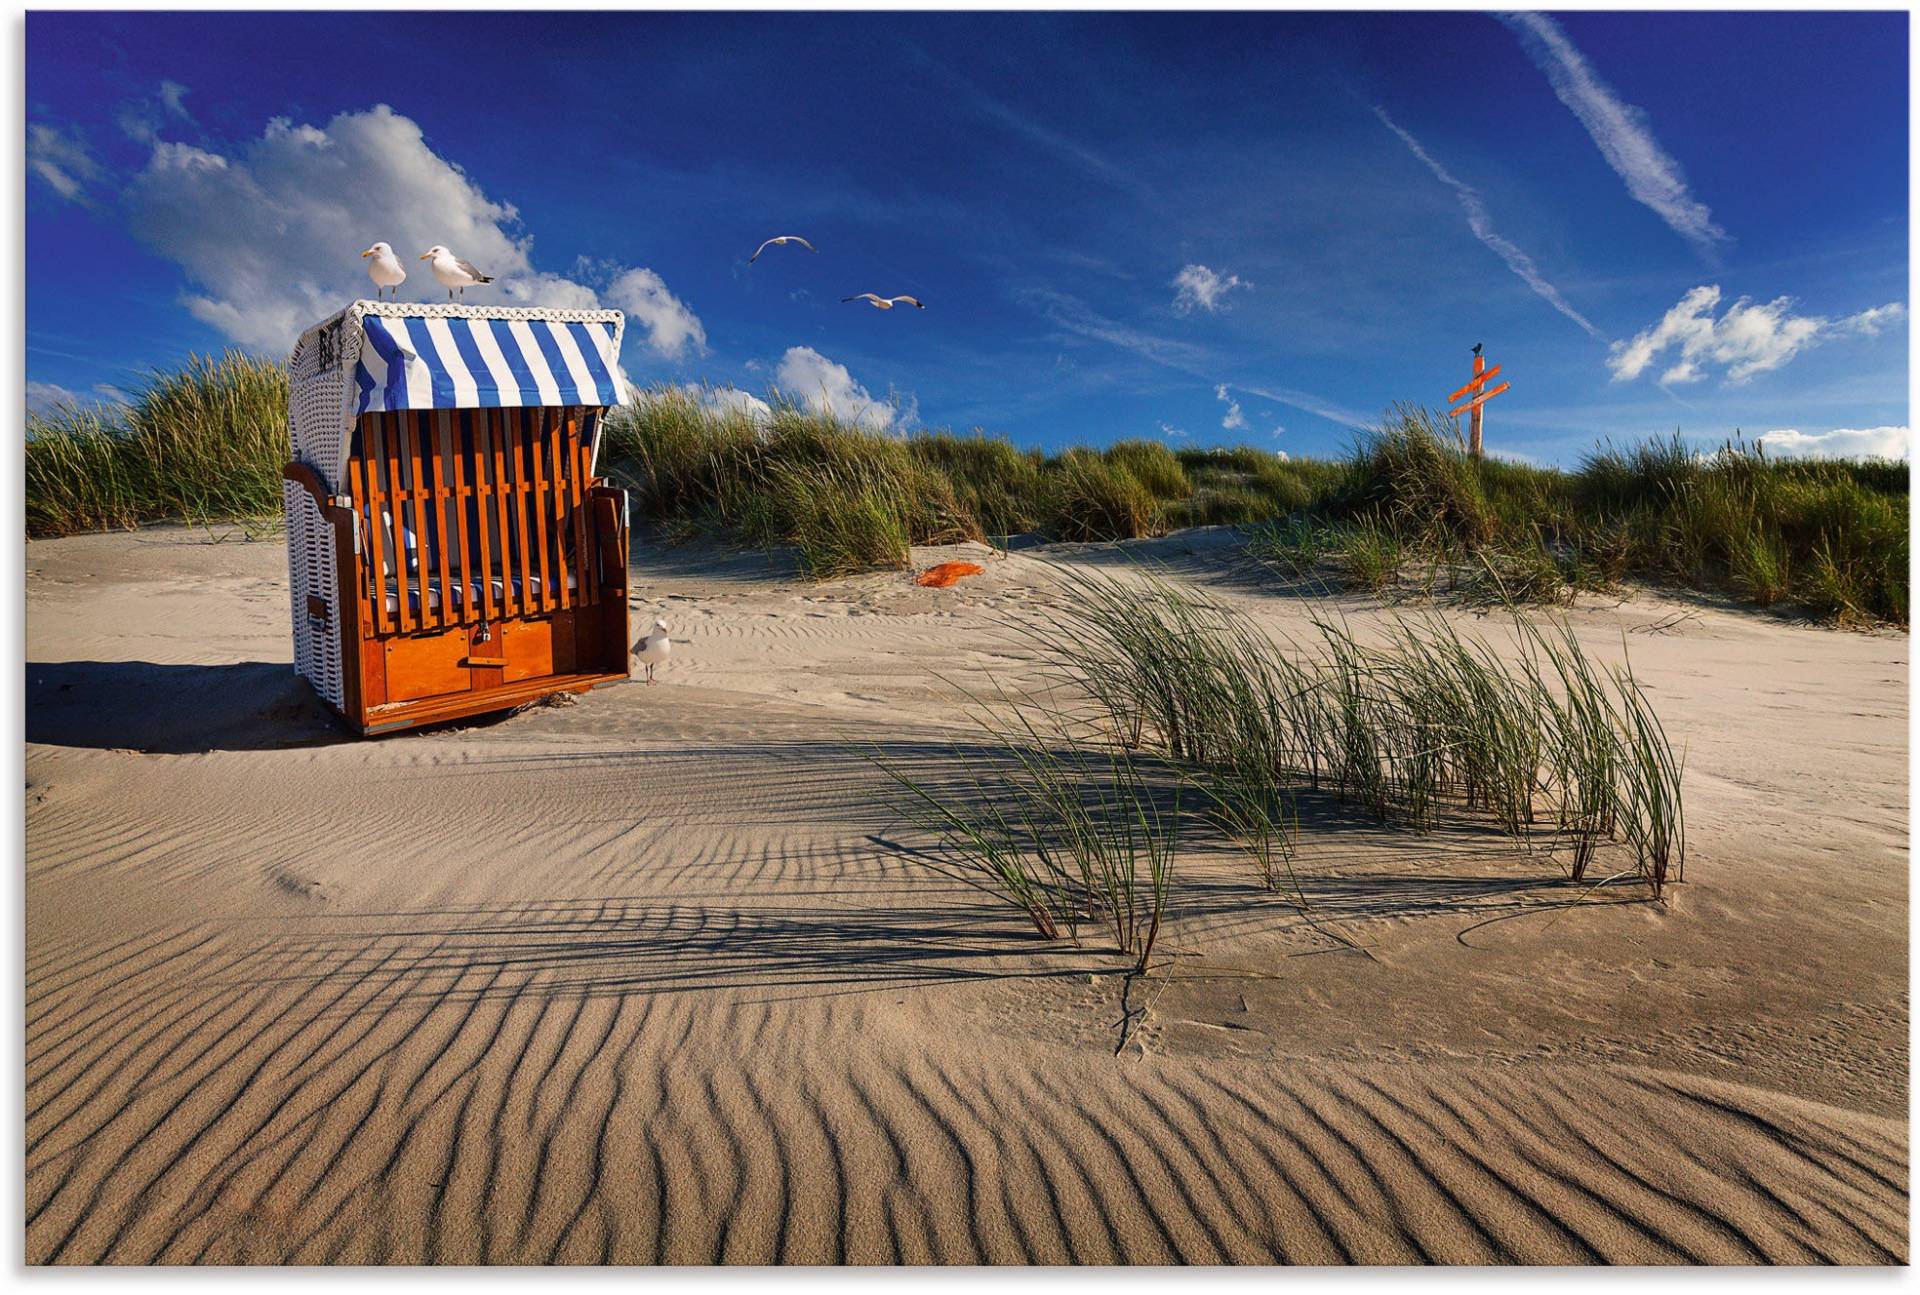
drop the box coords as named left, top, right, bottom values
left=750, top=235, right=816, bottom=263
left=632, top=619, right=671, bottom=684
left=420, top=246, right=494, bottom=300
left=842, top=293, right=925, bottom=310
left=361, top=242, right=405, bottom=300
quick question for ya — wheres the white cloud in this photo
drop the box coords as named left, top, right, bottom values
left=636, top=382, right=772, bottom=423
left=120, top=79, right=196, bottom=143
left=1757, top=426, right=1909, bottom=461
left=26, top=381, right=128, bottom=415
left=1488, top=448, right=1542, bottom=467
left=1158, top=421, right=1188, bottom=441
left=1214, top=383, right=1247, bottom=431
left=1171, top=264, right=1249, bottom=316
left=26, top=381, right=82, bottom=414
left=775, top=346, right=899, bottom=432
left=689, top=383, right=772, bottom=422
left=1502, top=13, right=1726, bottom=256
left=1272, top=448, right=1291, bottom=461
left=1373, top=105, right=1600, bottom=339
left=27, top=124, right=102, bottom=202
left=1608, top=285, right=1905, bottom=384
left=1271, top=423, right=1287, bottom=440
left=113, top=104, right=700, bottom=358
left=1838, top=303, right=1906, bottom=337
left=605, top=267, right=707, bottom=361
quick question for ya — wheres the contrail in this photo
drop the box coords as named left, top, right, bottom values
left=1500, top=12, right=1727, bottom=258
left=1372, top=104, right=1602, bottom=340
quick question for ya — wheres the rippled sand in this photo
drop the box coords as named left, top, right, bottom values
left=26, top=529, right=1908, bottom=1263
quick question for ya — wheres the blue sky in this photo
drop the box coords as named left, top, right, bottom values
left=25, top=10, right=1911, bottom=464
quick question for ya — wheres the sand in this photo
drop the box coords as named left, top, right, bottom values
left=25, top=527, right=1908, bottom=1264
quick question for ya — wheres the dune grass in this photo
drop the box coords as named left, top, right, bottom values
left=1242, top=410, right=1906, bottom=622
left=26, top=352, right=289, bottom=535
left=1025, top=565, right=1686, bottom=895
left=874, top=563, right=1688, bottom=974
left=603, top=388, right=1901, bottom=623
left=871, top=685, right=1179, bottom=970
left=25, top=358, right=1905, bottom=624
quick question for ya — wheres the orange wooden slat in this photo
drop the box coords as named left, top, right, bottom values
left=385, top=413, right=414, bottom=634
left=347, top=445, right=382, bottom=637
left=527, top=407, right=555, bottom=613
left=568, top=412, right=593, bottom=605
left=404, top=412, right=438, bottom=631
left=509, top=411, right=535, bottom=617
left=1446, top=381, right=1510, bottom=419
left=428, top=412, right=455, bottom=631
left=471, top=410, right=498, bottom=623
left=547, top=409, right=572, bottom=612
left=1446, top=363, right=1501, bottom=404
left=366, top=416, right=397, bottom=634
left=446, top=409, right=475, bottom=626
left=489, top=409, right=518, bottom=619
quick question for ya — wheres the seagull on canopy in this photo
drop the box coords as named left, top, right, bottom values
left=842, top=293, right=925, bottom=310
left=749, top=235, right=817, bottom=263
left=420, top=246, right=494, bottom=300
left=361, top=242, right=405, bottom=300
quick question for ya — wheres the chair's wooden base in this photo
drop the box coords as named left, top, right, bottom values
left=326, top=670, right=630, bottom=736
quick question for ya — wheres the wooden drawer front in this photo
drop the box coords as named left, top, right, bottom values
left=385, top=631, right=472, bottom=703
left=502, top=613, right=578, bottom=682
left=501, top=617, right=553, bottom=683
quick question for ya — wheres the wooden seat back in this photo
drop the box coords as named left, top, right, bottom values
left=344, top=407, right=603, bottom=638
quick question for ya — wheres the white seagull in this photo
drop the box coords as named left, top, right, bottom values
left=632, top=619, right=671, bottom=684
left=420, top=246, right=495, bottom=300
left=842, top=293, right=926, bottom=310
left=361, top=242, right=406, bottom=300
left=750, top=235, right=817, bottom=263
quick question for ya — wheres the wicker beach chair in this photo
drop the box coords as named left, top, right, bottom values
left=282, top=302, right=632, bottom=734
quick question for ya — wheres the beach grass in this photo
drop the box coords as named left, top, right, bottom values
left=875, top=562, right=1688, bottom=975
left=1025, top=564, right=1686, bottom=895
left=871, top=684, right=1179, bottom=970
left=26, top=351, right=289, bottom=535
left=25, top=358, right=1906, bottom=623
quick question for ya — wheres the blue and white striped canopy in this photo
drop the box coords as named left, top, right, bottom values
left=352, top=310, right=626, bottom=414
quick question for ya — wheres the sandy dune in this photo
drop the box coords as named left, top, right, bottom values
left=26, top=528, right=1908, bottom=1263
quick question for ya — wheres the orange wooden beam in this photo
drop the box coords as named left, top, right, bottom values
left=1447, top=381, right=1510, bottom=419
left=1446, top=363, right=1502, bottom=404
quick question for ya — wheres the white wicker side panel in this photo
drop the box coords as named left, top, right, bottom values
left=283, top=482, right=346, bottom=712
left=288, top=311, right=360, bottom=492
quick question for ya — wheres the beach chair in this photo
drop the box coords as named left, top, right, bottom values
left=282, top=302, right=632, bottom=734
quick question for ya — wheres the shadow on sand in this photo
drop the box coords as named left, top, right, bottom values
left=26, top=660, right=353, bottom=754
left=27, top=658, right=583, bottom=753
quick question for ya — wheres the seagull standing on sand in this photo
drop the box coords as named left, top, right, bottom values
left=842, top=293, right=926, bottom=310
left=750, top=235, right=816, bottom=263
left=632, top=619, right=671, bottom=684
left=361, top=242, right=406, bottom=300
left=420, top=246, right=495, bottom=300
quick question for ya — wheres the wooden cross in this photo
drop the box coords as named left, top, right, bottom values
left=1446, top=347, right=1510, bottom=458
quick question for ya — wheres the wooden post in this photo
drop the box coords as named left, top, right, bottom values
left=1468, top=352, right=1485, bottom=458
left=1447, top=351, right=1508, bottom=459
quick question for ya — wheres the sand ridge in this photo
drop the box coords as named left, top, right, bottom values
left=25, top=528, right=1909, bottom=1263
